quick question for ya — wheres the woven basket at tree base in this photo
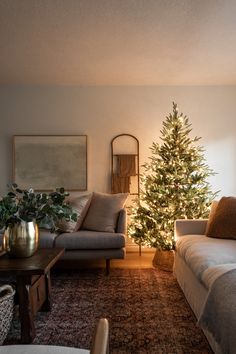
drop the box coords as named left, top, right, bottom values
left=153, top=249, right=175, bottom=272
left=0, top=284, right=15, bottom=344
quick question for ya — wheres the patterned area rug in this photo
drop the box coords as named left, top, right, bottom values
left=6, top=268, right=212, bottom=354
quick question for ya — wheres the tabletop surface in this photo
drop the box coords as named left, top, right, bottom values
left=0, top=248, right=64, bottom=275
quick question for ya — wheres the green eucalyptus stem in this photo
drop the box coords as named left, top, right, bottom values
left=0, top=184, right=77, bottom=232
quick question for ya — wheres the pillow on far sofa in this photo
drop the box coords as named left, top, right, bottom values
left=206, top=197, right=236, bottom=239
left=58, top=194, right=92, bottom=233
left=205, top=200, right=219, bottom=235
left=81, top=192, right=128, bottom=233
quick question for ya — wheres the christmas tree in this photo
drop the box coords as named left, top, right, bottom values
left=128, top=102, right=218, bottom=250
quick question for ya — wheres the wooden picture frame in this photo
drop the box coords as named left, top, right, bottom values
left=13, top=135, right=87, bottom=191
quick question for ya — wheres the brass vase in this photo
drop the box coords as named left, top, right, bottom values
left=3, top=220, right=39, bottom=258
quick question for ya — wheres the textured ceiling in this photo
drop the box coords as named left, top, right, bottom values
left=1, top=0, right=236, bottom=86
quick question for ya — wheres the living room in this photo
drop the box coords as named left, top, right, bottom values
left=1, top=1, right=236, bottom=354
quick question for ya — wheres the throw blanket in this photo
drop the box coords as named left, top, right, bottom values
left=199, top=268, right=236, bottom=354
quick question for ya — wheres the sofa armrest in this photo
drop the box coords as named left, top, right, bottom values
left=116, top=209, right=127, bottom=235
left=0, top=231, right=3, bottom=247
left=174, top=219, right=208, bottom=239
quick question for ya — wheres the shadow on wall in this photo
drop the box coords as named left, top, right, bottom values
left=205, top=136, right=236, bottom=197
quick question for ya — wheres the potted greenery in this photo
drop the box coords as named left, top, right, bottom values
left=0, top=183, right=77, bottom=257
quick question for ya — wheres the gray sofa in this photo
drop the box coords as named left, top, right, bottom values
left=39, top=208, right=126, bottom=274
left=0, top=192, right=127, bottom=274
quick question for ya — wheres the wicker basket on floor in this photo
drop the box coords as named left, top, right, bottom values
left=0, top=285, right=15, bottom=344
left=152, top=249, right=175, bottom=272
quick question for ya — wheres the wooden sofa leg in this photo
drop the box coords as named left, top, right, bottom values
left=106, top=259, right=110, bottom=275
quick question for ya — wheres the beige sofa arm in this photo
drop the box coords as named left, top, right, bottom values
left=175, top=219, right=208, bottom=239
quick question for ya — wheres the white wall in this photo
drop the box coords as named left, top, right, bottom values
left=1, top=86, right=236, bottom=197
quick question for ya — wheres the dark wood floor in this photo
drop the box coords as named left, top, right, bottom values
left=111, top=250, right=155, bottom=269
left=57, top=250, right=156, bottom=270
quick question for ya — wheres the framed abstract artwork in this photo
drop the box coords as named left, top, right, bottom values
left=13, top=135, right=87, bottom=191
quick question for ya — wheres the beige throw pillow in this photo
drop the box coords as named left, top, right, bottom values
left=58, top=194, right=92, bottom=232
left=206, top=197, right=236, bottom=239
left=82, top=192, right=128, bottom=233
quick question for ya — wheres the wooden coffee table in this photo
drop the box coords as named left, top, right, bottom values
left=0, top=248, right=64, bottom=343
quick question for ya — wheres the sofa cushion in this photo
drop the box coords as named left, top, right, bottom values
left=206, top=197, right=236, bottom=239
left=201, top=263, right=236, bottom=290
left=81, top=192, right=128, bottom=233
left=54, top=230, right=126, bottom=250
left=176, top=234, right=236, bottom=281
left=58, top=194, right=92, bottom=232
left=39, top=229, right=59, bottom=248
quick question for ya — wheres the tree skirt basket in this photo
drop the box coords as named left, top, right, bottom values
left=153, top=249, right=175, bottom=272
left=0, top=285, right=15, bottom=344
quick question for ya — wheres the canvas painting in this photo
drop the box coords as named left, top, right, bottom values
left=13, top=135, right=87, bottom=191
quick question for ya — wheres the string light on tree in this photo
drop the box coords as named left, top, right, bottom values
left=128, top=102, right=218, bottom=251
